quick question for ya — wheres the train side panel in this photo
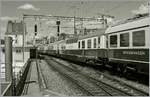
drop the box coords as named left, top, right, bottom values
left=108, top=48, right=149, bottom=74
left=106, top=16, right=149, bottom=75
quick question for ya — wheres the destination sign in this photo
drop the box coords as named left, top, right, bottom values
left=122, top=51, right=145, bottom=55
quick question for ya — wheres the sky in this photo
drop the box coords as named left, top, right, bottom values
left=0, top=0, right=149, bottom=40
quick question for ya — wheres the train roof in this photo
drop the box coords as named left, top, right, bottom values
left=105, top=16, right=149, bottom=34
left=66, top=37, right=78, bottom=44
left=78, top=28, right=106, bottom=40
left=53, top=39, right=66, bottom=44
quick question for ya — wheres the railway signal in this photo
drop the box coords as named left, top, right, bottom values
left=34, top=24, right=37, bottom=36
left=56, top=20, right=60, bottom=37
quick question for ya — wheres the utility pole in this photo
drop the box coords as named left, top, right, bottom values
left=81, top=1, right=84, bottom=35
left=5, top=36, right=13, bottom=81
left=56, top=20, right=60, bottom=54
left=22, top=17, right=25, bottom=62
left=5, top=36, right=14, bottom=95
left=74, top=10, right=76, bottom=36
left=71, top=5, right=77, bottom=36
left=34, top=24, right=37, bottom=46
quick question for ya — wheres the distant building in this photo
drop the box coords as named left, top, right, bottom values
left=1, top=20, right=33, bottom=80
left=0, top=39, right=5, bottom=80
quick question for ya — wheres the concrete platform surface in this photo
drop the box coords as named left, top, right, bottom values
left=24, top=61, right=42, bottom=96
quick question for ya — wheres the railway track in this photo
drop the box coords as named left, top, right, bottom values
left=47, top=56, right=149, bottom=96
left=44, top=56, right=143, bottom=96
left=96, top=70, right=149, bottom=96
left=36, top=60, right=48, bottom=89
left=53, top=57, right=149, bottom=96
left=37, top=61, right=85, bottom=96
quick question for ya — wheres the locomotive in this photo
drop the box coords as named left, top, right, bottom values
left=38, top=15, right=149, bottom=75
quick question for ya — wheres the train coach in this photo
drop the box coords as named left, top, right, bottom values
left=60, top=28, right=107, bottom=64
left=38, top=15, right=149, bottom=75
left=106, top=16, right=149, bottom=75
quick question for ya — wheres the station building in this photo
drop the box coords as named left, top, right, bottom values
left=1, top=20, right=33, bottom=81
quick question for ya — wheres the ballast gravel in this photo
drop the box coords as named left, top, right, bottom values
left=38, top=59, right=88, bottom=96
left=53, top=57, right=149, bottom=94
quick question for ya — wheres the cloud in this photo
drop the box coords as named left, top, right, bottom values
left=131, top=4, right=149, bottom=15
left=18, top=3, right=40, bottom=11
left=0, top=16, right=18, bottom=21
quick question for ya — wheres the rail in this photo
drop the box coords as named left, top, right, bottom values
left=47, top=56, right=148, bottom=96
left=36, top=60, right=47, bottom=90
left=45, top=57, right=127, bottom=96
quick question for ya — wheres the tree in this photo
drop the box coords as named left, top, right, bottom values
left=59, top=33, right=67, bottom=40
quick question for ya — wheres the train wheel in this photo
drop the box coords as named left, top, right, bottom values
left=112, top=63, right=118, bottom=75
left=119, top=64, right=127, bottom=77
left=116, top=64, right=122, bottom=77
left=102, top=60, right=107, bottom=68
left=123, top=64, right=127, bottom=74
left=87, top=59, right=95, bottom=65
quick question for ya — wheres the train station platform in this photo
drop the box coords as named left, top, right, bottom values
left=22, top=60, right=42, bottom=96
left=22, top=59, right=61, bottom=96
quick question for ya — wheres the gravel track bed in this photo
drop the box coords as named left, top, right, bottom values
left=52, top=57, right=149, bottom=95
left=38, top=59, right=89, bottom=96
left=46, top=57, right=129, bottom=96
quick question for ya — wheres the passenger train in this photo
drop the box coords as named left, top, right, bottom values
left=38, top=15, right=149, bottom=75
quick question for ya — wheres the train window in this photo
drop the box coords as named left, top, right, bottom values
left=78, top=41, right=80, bottom=48
left=87, top=39, right=91, bottom=48
left=98, top=37, right=100, bottom=44
left=110, top=35, right=117, bottom=47
left=94, top=38, right=97, bottom=48
left=98, top=37, right=100, bottom=48
left=132, top=30, right=145, bottom=46
left=120, top=33, right=129, bottom=47
left=82, top=40, right=85, bottom=48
